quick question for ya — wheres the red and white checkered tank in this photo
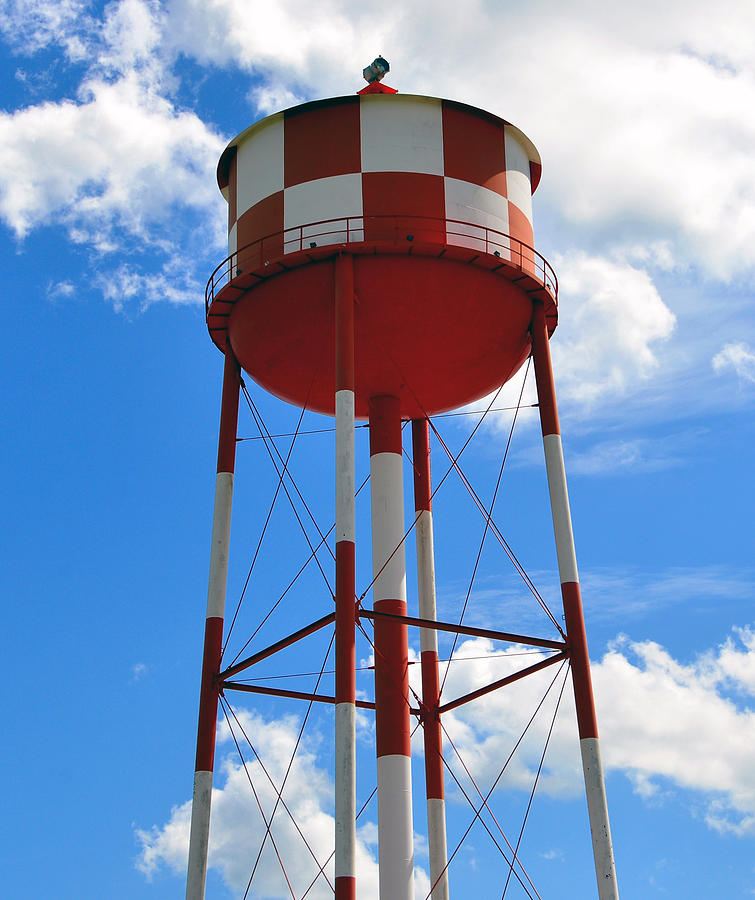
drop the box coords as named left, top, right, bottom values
left=209, top=92, right=556, bottom=419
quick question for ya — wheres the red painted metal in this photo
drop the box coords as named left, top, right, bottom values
left=193, top=346, right=240, bottom=773
left=195, top=616, right=224, bottom=771
left=219, top=611, right=336, bottom=681
left=531, top=300, right=561, bottom=439
left=334, top=252, right=357, bottom=900
left=216, top=347, right=240, bottom=474
left=530, top=300, right=599, bottom=740
left=193, top=88, right=618, bottom=900
left=411, top=418, right=432, bottom=513
left=335, top=541, right=356, bottom=704
left=360, top=608, right=567, bottom=651
left=420, top=650, right=444, bottom=798
left=562, top=582, right=599, bottom=739
left=206, top=217, right=557, bottom=420
left=222, top=682, right=379, bottom=712
left=370, top=395, right=413, bottom=762
left=438, top=651, right=569, bottom=715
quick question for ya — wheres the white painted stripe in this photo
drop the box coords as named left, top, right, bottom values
left=370, top=451, right=407, bottom=603
left=426, top=797, right=450, bottom=900
left=335, top=390, right=355, bottom=543
left=228, top=221, right=237, bottom=257
left=444, top=176, right=510, bottom=256
left=503, top=128, right=533, bottom=224
left=376, top=754, right=415, bottom=900
left=283, top=174, right=363, bottom=252
left=415, top=510, right=439, bottom=654
left=361, top=94, right=444, bottom=175
left=580, top=737, right=620, bottom=900
left=186, top=769, right=213, bottom=900
left=206, top=472, right=234, bottom=620
left=543, top=434, right=579, bottom=584
left=235, top=113, right=284, bottom=217
left=335, top=702, right=356, bottom=878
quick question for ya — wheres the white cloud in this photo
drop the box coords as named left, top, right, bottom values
left=0, top=71, right=224, bottom=242
left=446, top=250, right=675, bottom=434
left=432, top=626, right=755, bottom=838
left=130, top=662, right=148, bottom=682
left=0, top=0, right=226, bottom=309
left=154, top=0, right=755, bottom=278
left=137, top=708, right=431, bottom=898
left=99, top=0, right=164, bottom=74
left=713, top=342, right=755, bottom=384
left=564, top=436, right=681, bottom=476
left=162, top=0, right=387, bottom=113
left=94, top=257, right=204, bottom=310
left=0, top=0, right=94, bottom=60
left=595, top=634, right=755, bottom=835
left=46, top=279, right=75, bottom=300
left=1, top=0, right=753, bottom=380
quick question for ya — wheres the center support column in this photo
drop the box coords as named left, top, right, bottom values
left=369, top=395, right=415, bottom=900
left=412, top=419, right=450, bottom=900
left=334, top=254, right=357, bottom=900
left=530, top=300, right=619, bottom=900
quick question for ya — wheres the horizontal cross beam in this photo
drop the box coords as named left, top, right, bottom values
left=360, top=608, right=566, bottom=651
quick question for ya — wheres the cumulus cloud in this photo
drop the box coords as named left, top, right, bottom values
left=0, top=0, right=226, bottom=309
left=713, top=342, right=755, bottom=384
left=1, top=0, right=754, bottom=379
left=151, top=0, right=755, bottom=278
left=0, top=0, right=94, bottom=59
left=548, top=251, right=675, bottom=408
left=595, top=633, right=755, bottom=835
left=162, top=0, right=387, bottom=113
left=0, top=71, right=223, bottom=243
left=428, top=625, right=755, bottom=838
left=94, top=256, right=205, bottom=310
left=137, top=708, right=431, bottom=898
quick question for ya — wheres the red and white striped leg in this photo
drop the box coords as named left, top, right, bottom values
left=530, top=301, right=619, bottom=900
left=186, top=347, right=240, bottom=900
left=412, top=419, right=450, bottom=900
left=334, top=255, right=357, bottom=900
left=369, top=395, right=415, bottom=900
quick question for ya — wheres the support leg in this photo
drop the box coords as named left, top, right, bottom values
left=335, top=254, right=357, bottom=900
left=530, top=301, right=619, bottom=900
left=186, top=346, right=240, bottom=900
left=412, top=419, right=450, bottom=900
left=369, top=395, right=415, bottom=900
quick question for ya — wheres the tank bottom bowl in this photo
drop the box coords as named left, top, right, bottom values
left=225, top=253, right=537, bottom=419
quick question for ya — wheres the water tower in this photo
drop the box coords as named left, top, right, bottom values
left=186, top=63, right=619, bottom=900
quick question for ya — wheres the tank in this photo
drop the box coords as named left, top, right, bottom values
left=190, top=83, right=621, bottom=900
left=206, top=90, right=558, bottom=419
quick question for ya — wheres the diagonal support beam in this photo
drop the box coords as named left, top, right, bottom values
left=220, top=611, right=336, bottom=681
left=438, top=651, right=569, bottom=714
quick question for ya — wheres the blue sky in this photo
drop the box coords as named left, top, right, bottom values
left=1, top=1, right=754, bottom=898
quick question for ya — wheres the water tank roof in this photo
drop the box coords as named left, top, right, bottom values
left=216, top=93, right=542, bottom=192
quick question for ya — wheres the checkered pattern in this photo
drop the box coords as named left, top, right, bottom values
left=220, top=94, right=540, bottom=262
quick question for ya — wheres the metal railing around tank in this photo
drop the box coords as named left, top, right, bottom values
left=205, top=215, right=558, bottom=316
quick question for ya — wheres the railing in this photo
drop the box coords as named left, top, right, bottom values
left=205, top=215, right=558, bottom=316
